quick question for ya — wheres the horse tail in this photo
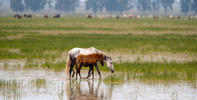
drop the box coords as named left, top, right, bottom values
left=65, top=54, right=71, bottom=78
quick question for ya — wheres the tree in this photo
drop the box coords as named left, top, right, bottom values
left=10, top=0, right=24, bottom=13
left=180, top=0, right=191, bottom=15
left=24, top=0, right=47, bottom=12
left=104, top=0, right=133, bottom=14
left=85, top=0, right=105, bottom=13
left=55, top=0, right=79, bottom=12
left=151, top=0, right=161, bottom=15
left=48, top=0, right=54, bottom=9
left=191, top=0, right=197, bottom=15
left=161, top=0, right=175, bottom=15
left=137, top=0, right=152, bottom=14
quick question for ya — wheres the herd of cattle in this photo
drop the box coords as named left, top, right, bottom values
left=14, top=14, right=61, bottom=19
left=13, top=14, right=192, bottom=20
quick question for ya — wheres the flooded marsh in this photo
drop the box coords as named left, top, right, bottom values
left=0, top=67, right=196, bottom=100
left=0, top=17, right=197, bottom=100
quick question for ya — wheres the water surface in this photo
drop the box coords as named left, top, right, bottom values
left=0, top=68, right=196, bottom=100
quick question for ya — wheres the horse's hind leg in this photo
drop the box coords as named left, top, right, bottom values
left=95, top=64, right=101, bottom=78
left=70, top=63, right=75, bottom=78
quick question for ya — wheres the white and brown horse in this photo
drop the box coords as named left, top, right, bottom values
left=65, top=47, right=114, bottom=79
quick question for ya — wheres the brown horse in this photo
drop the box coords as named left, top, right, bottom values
left=75, top=53, right=104, bottom=79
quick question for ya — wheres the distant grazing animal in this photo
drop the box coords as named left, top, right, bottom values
left=135, top=15, right=141, bottom=19
left=24, top=14, right=32, bottom=18
left=88, top=14, right=92, bottom=19
left=44, top=15, right=48, bottom=18
left=14, top=14, right=22, bottom=19
left=153, top=15, right=158, bottom=19
left=24, top=14, right=27, bottom=17
left=53, top=14, right=60, bottom=18
left=65, top=47, right=114, bottom=79
left=129, top=15, right=133, bottom=19
left=75, top=53, right=105, bottom=79
left=188, top=16, right=191, bottom=20
left=169, top=15, right=174, bottom=19
left=27, top=14, right=32, bottom=18
left=116, top=16, right=120, bottom=19
left=177, top=16, right=181, bottom=19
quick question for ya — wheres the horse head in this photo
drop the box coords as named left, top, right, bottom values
left=104, top=55, right=114, bottom=73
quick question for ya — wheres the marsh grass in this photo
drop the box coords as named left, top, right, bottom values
left=103, top=62, right=197, bottom=82
left=1, top=33, right=197, bottom=60
left=31, top=78, right=46, bottom=89
left=1, top=17, right=197, bottom=82
left=40, top=61, right=66, bottom=71
left=104, top=74, right=124, bottom=83
left=1, top=17, right=197, bottom=61
left=0, top=80, right=18, bottom=88
left=135, top=26, right=194, bottom=31
left=0, top=80, right=21, bottom=100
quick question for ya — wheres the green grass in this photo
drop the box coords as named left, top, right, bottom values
left=104, top=74, right=124, bottom=83
left=135, top=26, right=193, bottom=31
left=31, top=78, right=46, bottom=89
left=0, top=33, right=197, bottom=60
left=0, top=17, right=197, bottom=61
left=0, top=17, right=197, bottom=82
left=40, top=61, right=66, bottom=71
left=103, top=62, right=197, bottom=82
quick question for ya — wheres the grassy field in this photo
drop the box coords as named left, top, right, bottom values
left=103, top=62, right=197, bottom=82
left=0, top=16, right=197, bottom=81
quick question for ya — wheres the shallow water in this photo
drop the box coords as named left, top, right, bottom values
left=0, top=68, right=197, bottom=100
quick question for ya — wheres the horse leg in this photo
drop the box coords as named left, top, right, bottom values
left=70, top=63, right=75, bottom=78
left=76, top=64, right=78, bottom=79
left=79, top=65, right=82, bottom=79
left=72, top=70, right=75, bottom=78
left=92, top=65, right=94, bottom=79
left=86, top=66, right=93, bottom=78
left=95, top=64, right=101, bottom=79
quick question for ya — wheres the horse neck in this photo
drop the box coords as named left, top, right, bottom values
left=95, top=54, right=103, bottom=61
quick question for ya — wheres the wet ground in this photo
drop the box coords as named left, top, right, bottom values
left=0, top=68, right=197, bottom=100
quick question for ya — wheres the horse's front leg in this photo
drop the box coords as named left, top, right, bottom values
left=79, top=65, right=82, bottom=79
left=76, top=64, right=79, bottom=79
left=86, top=66, right=93, bottom=79
left=95, top=64, right=101, bottom=79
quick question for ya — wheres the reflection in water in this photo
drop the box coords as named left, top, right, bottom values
left=0, top=80, right=21, bottom=100
left=66, top=79, right=105, bottom=100
left=0, top=69, right=197, bottom=100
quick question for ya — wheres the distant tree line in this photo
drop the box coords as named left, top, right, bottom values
left=10, top=0, right=79, bottom=13
left=10, top=0, right=197, bottom=15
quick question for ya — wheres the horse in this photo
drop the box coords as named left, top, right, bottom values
left=53, top=14, right=60, bottom=18
left=75, top=53, right=105, bottom=79
left=44, top=15, right=48, bottom=18
left=65, top=47, right=114, bottom=79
